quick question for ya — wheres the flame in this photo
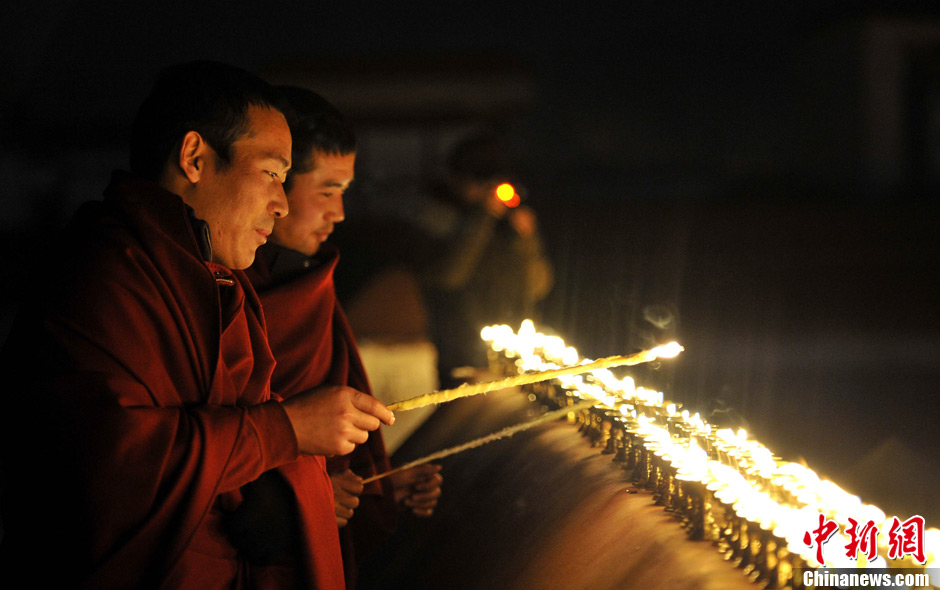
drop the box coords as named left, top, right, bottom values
left=542, top=336, right=566, bottom=361
left=518, top=319, right=536, bottom=337
left=924, top=528, right=940, bottom=562
left=650, top=341, right=683, bottom=359
left=562, top=346, right=580, bottom=366
left=481, top=319, right=929, bottom=575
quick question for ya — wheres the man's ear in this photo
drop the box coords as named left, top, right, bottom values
left=178, top=131, right=209, bottom=184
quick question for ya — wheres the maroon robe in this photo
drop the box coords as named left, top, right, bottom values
left=248, top=243, right=397, bottom=589
left=0, top=173, right=337, bottom=589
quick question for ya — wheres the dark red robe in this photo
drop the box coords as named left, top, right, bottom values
left=248, top=243, right=397, bottom=589
left=0, top=173, right=332, bottom=589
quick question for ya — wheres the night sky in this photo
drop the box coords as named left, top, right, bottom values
left=2, top=0, right=940, bottom=523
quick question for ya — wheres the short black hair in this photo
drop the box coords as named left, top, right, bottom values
left=129, top=61, right=286, bottom=180
left=277, top=86, right=356, bottom=189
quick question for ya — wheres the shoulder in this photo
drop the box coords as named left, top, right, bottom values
left=26, top=197, right=215, bottom=351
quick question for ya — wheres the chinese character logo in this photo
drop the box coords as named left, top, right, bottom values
left=886, top=515, right=926, bottom=564
left=803, top=514, right=839, bottom=565
left=803, top=513, right=927, bottom=566
left=844, top=518, right=879, bottom=561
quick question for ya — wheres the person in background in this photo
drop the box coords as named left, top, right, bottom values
left=416, top=134, right=554, bottom=388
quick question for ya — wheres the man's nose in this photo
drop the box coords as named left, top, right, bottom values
left=327, top=194, right=345, bottom=223
left=271, top=186, right=289, bottom=218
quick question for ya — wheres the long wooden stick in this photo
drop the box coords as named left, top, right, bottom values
left=387, top=342, right=682, bottom=412
left=363, top=399, right=597, bottom=484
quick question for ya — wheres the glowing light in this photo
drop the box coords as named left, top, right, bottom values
left=542, top=336, right=566, bottom=361
left=619, top=376, right=636, bottom=396
left=518, top=319, right=536, bottom=337
left=650, top=341, right=683, bottom=359
left=562, top=346, right=580, bottom=366
left=480, top=319, right=931, bottom=578
left=495, top=183, right=521, bottom=208
left=496, top=183, right=515, bottom=201
left=926, top=528, right=940, bottom=560
left=519, top=354, right=542, bottom=372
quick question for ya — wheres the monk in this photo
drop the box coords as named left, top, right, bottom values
left=0, top=62, right=392, bottom=589
left=245, top=87, right=443, bottom=588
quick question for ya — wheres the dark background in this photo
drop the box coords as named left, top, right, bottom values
left=2, top=1, right=938, bottom=524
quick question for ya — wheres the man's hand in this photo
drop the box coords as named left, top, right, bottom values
left=483, top=191, right=509, bottom=220
left=508, top=206, right=537, bottom=238
left=390, top=464, right=443, bottom=518
left=281, top=385, right=394, bottom=456
left=331, top=469, right=363, bottom=528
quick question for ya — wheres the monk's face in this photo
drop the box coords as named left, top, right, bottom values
left=271, top=150, right=354, bottom=257
left=193, top=105, right=292, bottom=269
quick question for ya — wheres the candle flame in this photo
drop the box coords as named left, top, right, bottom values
left=481, top=319, right=929, bottom=576
left=542, top=336, right=566, bottom=361
left=519, top=319, right=536, bottom=337
left=562, top=346, right=579, bottom=366
left=926, top=528, right=940, bottom=561
left=650, top=341, right=683, bottom=359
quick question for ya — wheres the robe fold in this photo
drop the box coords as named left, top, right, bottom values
left=0, top=172, right=310, bottom=589
left=248, top=243, right=397, bottom=590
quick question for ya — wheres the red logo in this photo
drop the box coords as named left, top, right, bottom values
left=803, top=514, right=839, bottom=565
left=886, top=515, right=926, bottom=564
left=803, top=513, right=927, bottom=566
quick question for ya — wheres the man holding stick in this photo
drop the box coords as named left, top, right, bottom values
left=245, top=87, right=443, bottom=589
left=0, top=62, right=392, bottom=589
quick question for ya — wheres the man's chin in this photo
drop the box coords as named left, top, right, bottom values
left=300, top=240, right=321, bottom=257
left=234, top=247, right=261, bottom=270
